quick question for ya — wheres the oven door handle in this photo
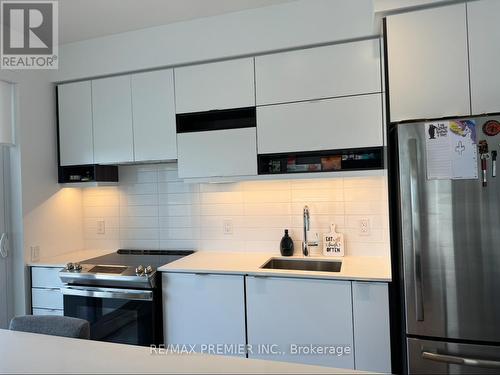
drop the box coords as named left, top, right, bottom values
left=61, top=286, right=153, bottom=301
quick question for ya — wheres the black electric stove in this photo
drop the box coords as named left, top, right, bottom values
left=59, top=249, right=195, bottom=346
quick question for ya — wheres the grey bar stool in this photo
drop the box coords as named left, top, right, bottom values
left=9, top=315, right=90, bottom=339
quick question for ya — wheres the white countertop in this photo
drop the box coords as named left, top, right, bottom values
left=0, top=329, right=365, bottom=374
left=26, top=249, right=116, bottom=267
left=159, top=252, right=391, bottom=282
left=27, top=249, right=391, bottom=281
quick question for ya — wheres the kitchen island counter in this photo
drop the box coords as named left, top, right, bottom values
left=0, top=329, right=366, bottom=374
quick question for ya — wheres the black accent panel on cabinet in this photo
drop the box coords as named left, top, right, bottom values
left=258, top=147, right=384, bottom=175
left=58, top=165, right=118, bottom=184
left=176, top=107, right=256, bottom=133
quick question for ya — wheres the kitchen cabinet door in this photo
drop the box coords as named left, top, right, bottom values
left=257, top=93, right=383, bottom=154
left=352, top=282, right=391, bottom=373
left=386, top=3, right=470, bottom=122
left=468, top=0, right=500, bottom=115
left=92, top=76, right=134, bottom=164
left=177, top=128, right=257, bottom=178
left=57, top=81, right=94, bottom=166
left=131, top=70, right=177, bottom=161
left=162, top=273, right=246, bottom=356
left=246, top=276, right=354, bottom=368
left=255, top=39, right=381, bottom=105
left=174, top=58, right=255, bottom=113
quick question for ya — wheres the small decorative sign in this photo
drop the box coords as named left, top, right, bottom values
left=323, top=224, right=345, bottom=257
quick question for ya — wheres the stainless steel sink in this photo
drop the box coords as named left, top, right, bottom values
left=261, top=258, right=342, bottom=273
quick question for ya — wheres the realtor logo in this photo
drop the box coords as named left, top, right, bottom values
left=1, top=0, right=58, bottom=69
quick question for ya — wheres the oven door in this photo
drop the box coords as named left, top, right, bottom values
left=61, top=285, right=158, bottom=346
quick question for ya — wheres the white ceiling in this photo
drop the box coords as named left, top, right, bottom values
left=59, top=0, right=295, bottom=45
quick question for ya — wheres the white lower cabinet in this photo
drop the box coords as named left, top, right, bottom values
left=162, top=272, right=246, bottom=356
left=245, top=276, right=354, bottom=368
left=30, top=266, right=64, bottom=315
left=352, top=281, right=391, bottom=373
left=162, top=272, right=391, bottom=371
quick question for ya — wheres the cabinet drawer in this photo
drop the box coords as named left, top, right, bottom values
left=31, top=267, right=64, bottom=288
left=174, top=58, right=255, bottom=113
left=257, top=93, right=383, bottom=154
left=256, top=39, right=381, bottom=105
left=177, top=128, right=257, bottom=178
left=32, top=288, right=63, bottom=310
left=32, top=308, right=64, bottom=316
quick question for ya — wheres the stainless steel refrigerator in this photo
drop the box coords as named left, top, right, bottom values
left=396, top=118, right=500, bottom=374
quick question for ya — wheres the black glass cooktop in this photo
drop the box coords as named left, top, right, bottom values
left=82, top=249, right=195, bottom=268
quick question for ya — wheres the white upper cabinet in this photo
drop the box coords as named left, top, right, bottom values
left=257, top=93, right=383, bottom=154
left=255, top=39, right=381, bottom=105
left=57, top=81, right=94, bottom=166
left=131, top=70, right=177, bottom=161
left=468, top=0, right=500, bottom=115
left=92, top=76, right=134, bottom=164
left=386, top=3, right=470, bottom=122
left=174, top=58, right=255, bottom=113
left=177, top=128, right=257, bottom=178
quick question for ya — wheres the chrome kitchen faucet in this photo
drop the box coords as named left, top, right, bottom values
left=302, top=205, right=319, bottom=256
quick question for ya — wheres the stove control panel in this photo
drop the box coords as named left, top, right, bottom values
left=135, top=265, right=155, bottom=276
left=65, top=263, right=82, bottom=272
left=135, top=265, right=144, bottom=275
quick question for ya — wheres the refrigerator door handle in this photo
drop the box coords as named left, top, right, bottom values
left=408, top=139, right=424, bottom=321
left=422, top=351, right=500, bottom=369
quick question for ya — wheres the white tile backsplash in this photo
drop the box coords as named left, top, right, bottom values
left=82, top=164, right=390, bottom=256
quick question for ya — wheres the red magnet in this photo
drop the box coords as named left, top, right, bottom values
left=482, top=120, right=500, bottom=136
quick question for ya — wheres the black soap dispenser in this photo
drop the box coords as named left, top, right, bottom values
left=280, top=229, right=294, bottom=256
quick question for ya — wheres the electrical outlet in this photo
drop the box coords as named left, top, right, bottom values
left=359, top=218, right=370, bottom=236
left=223, top=219, right=233, bottom=235
left=97, top=219, right=106, bottom=235
left=30, top=246, right=40, bottom=262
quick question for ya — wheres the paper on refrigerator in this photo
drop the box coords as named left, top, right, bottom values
left=425, top=120, right=478, bottom=180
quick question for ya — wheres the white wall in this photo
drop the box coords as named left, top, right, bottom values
left=82, top=164, right=390, bottom=257
left=17, top=74, right=84, bottom=261
left=374, top=0, right=461, bottom=13
left=54, top=0, right=375, bottom=82
left=0, top=70, right=84, bottom=316
left=53, top=0, right=469, bottom=83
